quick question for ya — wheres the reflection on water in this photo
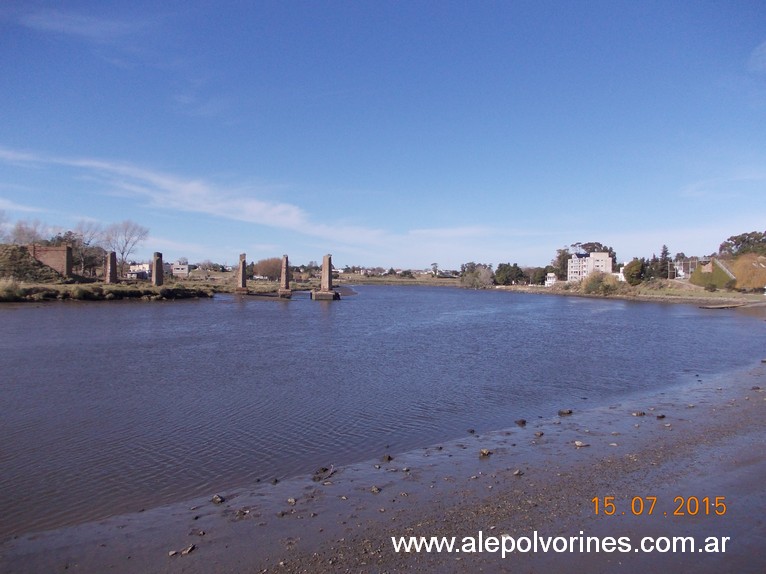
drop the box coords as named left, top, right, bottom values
left=0, top=286, right=763, bottom=537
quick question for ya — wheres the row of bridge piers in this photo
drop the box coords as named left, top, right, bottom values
left=103, top=251, right=339, bottom=300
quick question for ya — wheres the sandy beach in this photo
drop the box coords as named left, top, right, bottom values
left=1, top=358, right=764, bottom=573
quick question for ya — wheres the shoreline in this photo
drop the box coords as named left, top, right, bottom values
left=493, top=283, right=766, bottom=308
left=2, top=276, right=764, bottom=308
left=2, top=363, right=764, bottom=573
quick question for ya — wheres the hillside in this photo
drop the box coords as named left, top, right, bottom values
left=730, top=253, right=766, bottom=290
left=0, top=244, right=64, bottom=283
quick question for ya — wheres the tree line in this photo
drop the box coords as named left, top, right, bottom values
left=459, top=229, right=766, bottom=289
left=4, top=209, right=762, bottom=285
left=0, top=213, right=149, bottom=277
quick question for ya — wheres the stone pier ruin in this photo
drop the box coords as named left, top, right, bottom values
left=278, top=254, right=292, bottom=298
left=27, top=244, right=72, bottom=278
left=236, top=253, right=247, bottom=291
left=105, top=251, right=118, bottom=283
left=311, top=253, right=340, bottom=300
left=152, top=252, right=164, bottom=286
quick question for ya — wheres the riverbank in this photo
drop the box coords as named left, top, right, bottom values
left=0, top=279, right=215, bottom=302
left=3, top=273, right=762, bottom=307
left=2, top=362, right=764, bottom=573
left=0, top=279, right=322, bottom=302
left=495, top=281, right=766, bottom=308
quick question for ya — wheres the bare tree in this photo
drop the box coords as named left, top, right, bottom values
left=104, top=220, right=149, bottom=276
left=253, top=257, right=282, bottom=280
left=75, top=220, right=104, bottom=248
left=71, top=221, right=106, bottom=276
left=10, top=219, right=48, bottom=244
left=0, top=210, right=8, bottom=242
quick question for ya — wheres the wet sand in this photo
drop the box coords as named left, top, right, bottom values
left=1, top=364, right=765, bottom=573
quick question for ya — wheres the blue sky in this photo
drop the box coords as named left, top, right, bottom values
left=1, top=1, right=764, bottom=270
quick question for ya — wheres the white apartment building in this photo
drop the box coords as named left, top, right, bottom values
left=567, top=252, right=613, bottom=282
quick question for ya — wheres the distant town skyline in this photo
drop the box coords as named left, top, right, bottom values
left=1, top=2, right=764, bottom=270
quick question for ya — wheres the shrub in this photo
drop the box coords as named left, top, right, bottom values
left=0, top=278, right=21, bottom=301
left=582, top=272, right=619, bottom=295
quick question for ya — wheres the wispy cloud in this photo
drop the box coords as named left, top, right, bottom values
left=0, top=147, right=388, bottom=243
left=0, top=148, right=44, bottom=165
left=681, top=171, right=766, bottom=200
left=0, top=147, right=549, bottom=267
left=19, top=9, right=145, bottom=45
left=0, top=196, right=45, bottom=213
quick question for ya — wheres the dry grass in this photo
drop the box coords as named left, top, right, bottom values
left=730, top=254, right=766, bottom=290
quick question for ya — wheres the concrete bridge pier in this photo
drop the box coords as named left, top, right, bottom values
left=105, top=251, right=118, bottom=283
left=278, top=254, right=292, bottom=298
left=236, top=253, right=248, bottom=292
left=152, top=252, right=164, bottom=286
left=311, top=254, right=340, bottom=300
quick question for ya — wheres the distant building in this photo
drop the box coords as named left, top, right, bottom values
left=171, top=263, right=190, bottom=278
left=129, top=262, right=151, bottom=274
left=567, top=252, right=613, bottom=282
left=544, top=272, right=557, bottom=287
left=128, top=261, right=171, bottom=280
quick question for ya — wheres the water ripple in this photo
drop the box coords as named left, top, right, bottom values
left=1, top=288, right=764, bottom=538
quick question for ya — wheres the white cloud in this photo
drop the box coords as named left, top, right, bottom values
left=0, top=146, right=562, bottom=267
left=0, top=197, right=45, bottom=213
left=0, top=147, right=390, bottom=245
left=19, top=9, right=144, bottom=44
left=681, top=172, right=766, bottom=200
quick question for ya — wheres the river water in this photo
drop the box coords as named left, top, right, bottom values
left=1, top=286, right=764, bottom=538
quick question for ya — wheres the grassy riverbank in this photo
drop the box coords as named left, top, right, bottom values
left=2, top=272, right=763, bottom=307
left=496, top=278, right=766, bottom=307
left=0, top=279, right=214, bottom=302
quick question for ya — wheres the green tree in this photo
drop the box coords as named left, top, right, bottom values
left=658, top=245, right=671, bottom=279
left=551, top=247, right=571, bottom=280
left=719, top=231, right=766, bottom=256
left=495, top=262, right=525, bottom=285
left=644, top=254, right=658, bottom=279
left=623, top=258, right=645, bottom=286
left=460, top=262, right=495, bottom=289
left=529, top=267, right=547, bottom=285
